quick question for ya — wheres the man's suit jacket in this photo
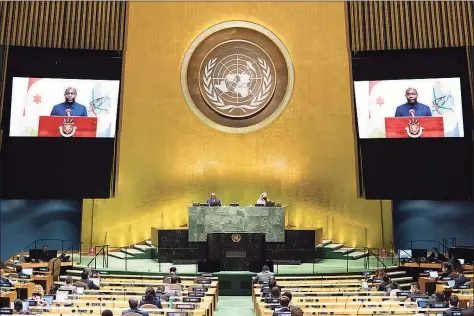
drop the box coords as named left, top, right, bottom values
left=122, top=309, right=149, bottom=316
left=454, top=275, right=470, bottom=288
left=461, top=308, right=474, bottom=316
left=273, top=307, right=291, bottom=316
left=443, top=307, right=464, bottom=316
left=80, top=278, right=100, bottom=290
left=139, top=297, right=162, bottom=308
left=254, top=271, right=274, bottom=284
left=0, top=276, right=13, bottom=286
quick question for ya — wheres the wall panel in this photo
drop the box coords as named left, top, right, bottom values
left=0, top=1, right=126, bottom=50
left=348, top=1, right=474, bottom=51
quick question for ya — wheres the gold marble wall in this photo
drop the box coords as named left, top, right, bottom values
left=81, top=2, right=393, bottom=250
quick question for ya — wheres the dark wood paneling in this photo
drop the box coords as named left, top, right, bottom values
left=348, top=1, right=474, bottom=51
left=0, top=1, right=126, bottom=50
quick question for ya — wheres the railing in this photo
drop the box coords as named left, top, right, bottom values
left=362, top=247, right=387, bottom=271
left=397, top=238, right=457, bottom=256
left=86, top=245, right=109, bottom=269
left=8, top=239, right=82, bottom=264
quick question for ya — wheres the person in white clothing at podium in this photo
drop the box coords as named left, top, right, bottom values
left=257, top=192, right=268, bottom=205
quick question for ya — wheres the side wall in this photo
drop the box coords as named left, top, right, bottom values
left=0, top=200, right=82, bottom=260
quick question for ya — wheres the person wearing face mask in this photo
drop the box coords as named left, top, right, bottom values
left=257, top=192, right=268, bottom=205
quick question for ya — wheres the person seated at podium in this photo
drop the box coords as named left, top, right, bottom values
left=206, top=193, right=222, bottom=206
left=395, top=88, right=432, bottom=117
left=253, top=265, right=274, bottom=284
left=257, top=192, right=268, bottom=205
left=273, top=296, right=290, bottom=316
left=50, top=87, right=88, bottom=117
left=428, top=248, right=446, bottom=262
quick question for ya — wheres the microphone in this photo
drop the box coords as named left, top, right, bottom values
left=65, top=109, right=71, bottom=117
left=409, top=109, right=415, bottom=117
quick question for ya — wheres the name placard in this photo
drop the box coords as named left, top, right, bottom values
left=183, top=297, right=202, bottom=303
left=188, top=292, right=205, bottom=297
left=191, top=287, right=207, bottom=292
left=195, top=279, right=212, bottom=284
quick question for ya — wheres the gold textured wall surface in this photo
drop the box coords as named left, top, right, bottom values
left=348, top=1, right=474, bottom=51
left=82, top=2, right=393, bottom=250
left=0, top=1, right=126, bottom=50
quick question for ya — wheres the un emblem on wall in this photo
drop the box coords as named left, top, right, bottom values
left=182, top=21, right=294, bottom=133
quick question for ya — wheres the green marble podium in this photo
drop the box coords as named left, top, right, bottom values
left=188, top=206, right=285, bottom=242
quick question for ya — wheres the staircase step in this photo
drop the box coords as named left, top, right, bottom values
left=324, top=244, right=344, bottom=251
left=333, top=247, right=355, bottom=254
left=145, top=240, right=153, bottom=246
left=345, top=251, right=368, bottom=259
left=134, top=244, right=155, bottom=251
left=121, top=248, right=141, bottom=255
left=387, top=271, right=406, bottom=277
left=109, top=252, right=129, bottom=259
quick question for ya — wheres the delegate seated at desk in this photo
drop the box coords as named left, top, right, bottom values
left=428, top=248, right=446, bottom=262
left=207, top=193, right=222, bottom=206
left=0, top=269, right=13, bottom=286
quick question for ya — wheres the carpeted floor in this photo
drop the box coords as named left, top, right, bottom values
left=214, top=296, right=254, bottom=316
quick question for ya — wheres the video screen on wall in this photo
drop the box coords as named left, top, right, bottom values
left=9, top=77, right=120, bottom=138
left=354, top=77, right=464, bottom=139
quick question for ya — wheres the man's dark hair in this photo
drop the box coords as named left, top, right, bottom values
left=262, top=265, right=269, bottom=272
left=449, top=295, right=459, bottom=307
left=283, top=291, right=292, bottom=301
left=170, top=276, right=178, bottom=284
left=101, top=310, right=113, bottom=316
left=390, top=281, right=399, bottom=289
left=268, top=276, right=277, bottom=288
left=291, top=307, right=304, bottom=316
left=433, top=248, right=438, bottom=252
left=170, top=267, right=177, bottom=273
left=128, top=297, right=139, bottom=309
left=382, top=275, right=390, bottom=282
left=280, top=296, right=290, bottom=307
left=13, top=299, right=23, bottom=312
left=65, top=276, right=73, bottom=285
left=144, top=287, right=156, bottom=304
left=271, top=286, right=281, bottom=298
left=434, top=291, right=446, bottom=303
left=15, top=266, right=22, bottom=274
left=81, top=271, right=89, bottom=280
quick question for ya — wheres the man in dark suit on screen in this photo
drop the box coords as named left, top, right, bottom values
left=395, top=88, right=432, bottom=117
left=51, top=87, right=88, bottom=117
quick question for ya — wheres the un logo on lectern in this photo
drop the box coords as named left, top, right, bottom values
left=231, top=234, right=242, bottom=243
left=181, top=21, right=294, bottom=133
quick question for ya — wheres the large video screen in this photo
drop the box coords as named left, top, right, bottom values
left=9, top=77, right=120, bottom=138
left=354, top=78, right=464, bottom=139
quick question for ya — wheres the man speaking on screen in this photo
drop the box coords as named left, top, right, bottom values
left=50, top=87, right=88, bottom=116
left=394, top=88, right=432, bottom=117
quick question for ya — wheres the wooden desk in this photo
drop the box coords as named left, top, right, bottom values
left=418, top=276, right=437, bottom=294
left=20, top=262, right=73, bottom=269
left=400, top=262, right=474, bottom=270
left=15, top=282, right=35, bottom=298
left=33, top=274, right=54, bottom=292
left=0, top=290, right=17, bottom=305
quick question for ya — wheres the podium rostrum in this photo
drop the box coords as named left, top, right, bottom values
left=207, top=233, right=265, bottom=271
left=38, top=116, right=98, bottom=137
left=188, top=205, right=285, bottom=242
left=385, top=116, right=444, bottom=138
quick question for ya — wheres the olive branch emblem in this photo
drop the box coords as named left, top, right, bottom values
left=202, top=57, right=272, bottom=113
